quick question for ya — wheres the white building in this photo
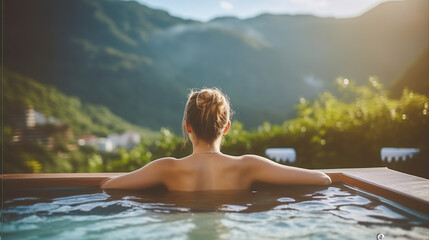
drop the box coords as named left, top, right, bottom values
left=265, top=148, right=296, bottom=163
left=78, top=135, right=114, bottom=152
left=78, top=131, right=141, bottom=152
left=381, top=148, right=420, bottom=162
left=95, top=138, right=115, bottom=152
left=108, top=131, right=141, bottom=150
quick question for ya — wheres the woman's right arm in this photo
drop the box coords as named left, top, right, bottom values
left=100, top=158, right=173, bottom=190
left=245, top=155, right=331, bottom=186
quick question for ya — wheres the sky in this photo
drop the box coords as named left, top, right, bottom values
left=135, top=0, right=396, bottom=22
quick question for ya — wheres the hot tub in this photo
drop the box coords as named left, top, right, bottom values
left=2, top=168, right=429, bottom=240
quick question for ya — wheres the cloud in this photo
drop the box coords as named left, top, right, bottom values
left=290, top=0, right=329, bottom=8
left=220, top=1, right=234, bottom=10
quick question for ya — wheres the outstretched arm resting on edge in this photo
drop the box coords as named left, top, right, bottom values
left=246, top=155, right=332, bottom=186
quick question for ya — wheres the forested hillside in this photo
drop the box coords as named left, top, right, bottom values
left=3, top=69, right=158, bottom=139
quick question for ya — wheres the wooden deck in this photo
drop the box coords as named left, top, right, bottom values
left=2, top=167, right=428, bottom=215
left=322, top=168, right=429, bottom=215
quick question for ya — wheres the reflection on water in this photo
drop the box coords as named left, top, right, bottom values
left=3, top=183, right=429, bottom=240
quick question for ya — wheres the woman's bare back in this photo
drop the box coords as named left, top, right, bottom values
left=163, top=153, right=253, bottom=191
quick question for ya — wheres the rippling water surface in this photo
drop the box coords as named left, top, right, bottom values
left=3, top=183, right=429, bottom=240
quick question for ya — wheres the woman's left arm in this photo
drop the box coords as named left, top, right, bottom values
left=100, top=158, right=172, bottom=190
left=245, top=155, right=331, bottom=186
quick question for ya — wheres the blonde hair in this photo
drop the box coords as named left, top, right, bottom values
left=182, top=88, right=231, bottom=143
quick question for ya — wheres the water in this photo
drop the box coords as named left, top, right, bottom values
left=2, top=183, right=429, bottom=240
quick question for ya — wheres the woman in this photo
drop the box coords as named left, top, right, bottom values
left=101, top=88, right=331, bottom=191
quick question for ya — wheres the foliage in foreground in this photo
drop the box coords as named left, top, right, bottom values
left=4, top=78, right=429, bottom=178
left=223, top=78, right=429, bottom=178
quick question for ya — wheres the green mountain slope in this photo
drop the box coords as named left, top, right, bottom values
left=4, top=0, right=189, bottom=130
left=4, top=0, right=428, bottom=132
left=390, top=47, right=429, bottom=98
left=3, top=69, right=159, bottom=139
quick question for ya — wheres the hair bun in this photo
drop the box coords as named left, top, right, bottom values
left=196, top=89, right=222, bottom=110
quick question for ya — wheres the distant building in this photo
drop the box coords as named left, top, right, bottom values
left=95, top=138, right=114, bottom=152
left=77, top=135, right=98, bottom=146
left=78, top=131, right=140, bottom=152
left=78, top=135, right=114, bottom=152
left=7, top=106, right=60, bottom=129
left=12, top=124, right=73, bottom=150
left=25, top=107, right=36, bottom=128
left=108, top=131, right=141, bottom=150
left=265, top=148, right=296, bottom=163
left=10, top=107, right=73, bottom=150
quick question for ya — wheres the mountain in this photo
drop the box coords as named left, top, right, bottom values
left=3, top=69, right=159, bottom=139
left=389, top=47, right=429, bottom=98
left=4, top=0, right=428, bottom=132
left=210, top=0, right=428, bottom=87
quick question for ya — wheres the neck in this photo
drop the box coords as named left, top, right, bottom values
left=192, top=139, right=221, bottom=154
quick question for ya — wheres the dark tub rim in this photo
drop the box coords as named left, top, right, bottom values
left=2, top=167, right=428, bottom=215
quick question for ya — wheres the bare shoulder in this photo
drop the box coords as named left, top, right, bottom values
left=147, top=157, right=177, bottom=170
left=227, top=154, right=272, bottom=172
left=233, top=154, right=258, bottom=160
left=240, top=154, right=274, bottom=165
left=152, top=156, right=177, bottom=163
left=219, top=154, right=257, bottom=164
